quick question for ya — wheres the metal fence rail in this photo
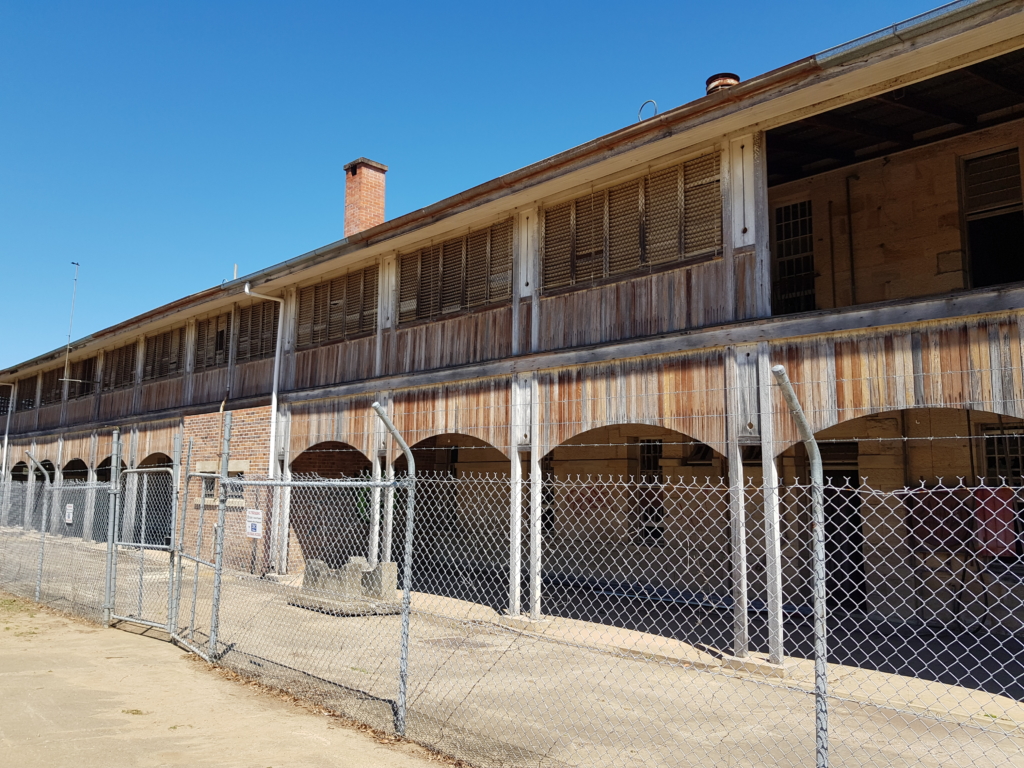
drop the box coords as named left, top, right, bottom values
left=2, top=472, right=1023, bottom=765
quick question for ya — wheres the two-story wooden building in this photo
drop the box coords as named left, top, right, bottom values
left=6, top=0, right=1024, bottom=652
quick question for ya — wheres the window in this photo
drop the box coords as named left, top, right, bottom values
left=985, top=425, right=1024, bottom=484
left=68, top=357, right=96, bottom=398
left=102, top=343, right=138, bottom=391
left=0, top=387, right=9, bottom=416
left=964, top=149, right=1024, bottom=288
left=296, top=264, right=379, bottom=348
left=143, top=328, right=185, bottom=381
left=634, top=439, right=665, bottom=545
left=236, top=300, right=279, bottom=362
left=398, top=219, right=512, bottom=324
left=542, top=154, right=722, bottom=292
left=194, top=312, right=231, bottom=371
left=16, top=377, right=37, bottom=410
left=772, top=201, right=816, bottom=315
left=39, top=368, right=63, bottom=406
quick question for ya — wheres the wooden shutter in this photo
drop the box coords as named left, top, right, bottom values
left=296, top=287, right=315, bottom=348
left=573, top=193, right=605, bottom=284
left=360, top=265, right=378, bottom=334
left=682, top=153, right=722, bottom=258
left=398, top=252, right=420, bottom=323
left=440, top=238, right=465, bottom=314
left=418, top=245, right=442, bottom=320
left=327, top=276, right=347, bottom=341
left=488, top=219, right=513, bottom=302
left=195, top=319, right=210, bottom=369
left=645, top=167, right=681, bottom=265
left=543, top=202, right=572, bottom=290
left=40, top=369, right=61, bottom=406
left=466, top=230, right=489, bottom=308
left=964, top=149, right=1022, bottom=214
left=236, top=306, right=252, bottom=361
left=17, top=377, right=37, bottom=409
left=608, top=179, right=642, bottom=275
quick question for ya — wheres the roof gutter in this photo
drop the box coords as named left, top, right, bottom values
left=816, top=0, right=1018, bottom=67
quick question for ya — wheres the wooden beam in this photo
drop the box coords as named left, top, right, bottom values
left=872, top=91, right=977, bottom=127
left=803, top=112, right=912, bottom=146
left=767, top=133, right=855, bottom=164
left=966, top=64, right=1024, bottom=101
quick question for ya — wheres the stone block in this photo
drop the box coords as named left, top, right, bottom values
left=363, top=561, right=398, bottom=600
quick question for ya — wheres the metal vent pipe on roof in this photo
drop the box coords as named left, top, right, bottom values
left=706, top=73, right=740, bottom=95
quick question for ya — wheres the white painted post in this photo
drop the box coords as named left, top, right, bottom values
left=758, top=342, right=784, bottom=664
left=528, top=373, right=543, bottom=621
left=725, top=351, right=748, bottom=658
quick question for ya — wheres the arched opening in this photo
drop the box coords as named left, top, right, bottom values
left=4, top=461, right=30, bottom=528
left=537, top=424, right=733, bottom=648
left=125, top=453, right=174, bottom=546
left=774, top=407, right=1024, bottom=697
left=290, top=441, right=371, bottom=478
left=393, top=434, right=511, bottom=610
left=95, top=456, right=127, bottom=483
left=62, top=459, right=89, bottom=482
left=287, top=442, right=373, bottom=570
left=37, top=460, right=56, bottom=483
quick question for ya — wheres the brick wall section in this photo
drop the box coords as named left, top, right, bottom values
left=343, top=158, right=388, bottom=237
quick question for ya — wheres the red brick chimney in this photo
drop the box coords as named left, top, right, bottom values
left=343, top=157, right=388, bottom=237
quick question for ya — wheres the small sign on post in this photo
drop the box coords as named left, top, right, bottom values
left=64, top=504, right=74, bottom=525
left=245, top=509, right=263, bottom=539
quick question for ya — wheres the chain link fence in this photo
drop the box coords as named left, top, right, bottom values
left=2, top=444, right=1023, bottom=765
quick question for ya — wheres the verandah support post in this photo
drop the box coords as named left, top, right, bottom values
left=771, top=364, right=828, bottom=768
left=528, top=374, right=543, bottom=621
left=166, top=432, right=182, bottom=634
left=758, top=342, right=785, bottom=664
left=724, top=351, right=748, bottom=658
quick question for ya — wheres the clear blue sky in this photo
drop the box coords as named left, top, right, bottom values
left=0, top=0, right=941, bottom=369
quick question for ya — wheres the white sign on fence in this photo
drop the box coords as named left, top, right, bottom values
left=64, top=504, right=74, bottom=525
left=245, top=509, right=263, bottom=539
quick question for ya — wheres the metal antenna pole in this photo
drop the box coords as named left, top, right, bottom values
left=61, top=263, right=80, bottom=385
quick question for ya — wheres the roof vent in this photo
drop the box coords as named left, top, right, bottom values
left=706, top=73, right=740, bottom=95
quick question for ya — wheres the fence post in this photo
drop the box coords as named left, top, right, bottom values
left=771, top=364, right=828, bottom=768
left=103, top=430, right=122, bottom=625
left=371, top=401, right=414, bottom=737
left=208, top=412, right=231, bottom=659
left=26, top=452, right=51, bottom=602
left=172, top=437, right=192, bottom=635
left=166, top=432, right=182, bottom=633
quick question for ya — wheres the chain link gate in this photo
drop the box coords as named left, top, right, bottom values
left=110, top=466, right=179, bottom=630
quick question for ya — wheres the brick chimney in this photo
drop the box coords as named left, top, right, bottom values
left=343, top=157, right=388, bottom=237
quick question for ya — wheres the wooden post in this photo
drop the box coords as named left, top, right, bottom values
left=758, top=342, right=785, bottom=664
left=725, top=350, right=748, bottom=658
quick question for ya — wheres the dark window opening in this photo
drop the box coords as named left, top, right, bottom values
left=772, top=200, right=815, bottom=315
left=964, top=149, right=1024, bottom=288
left=635, top=439, right=665, bottom=545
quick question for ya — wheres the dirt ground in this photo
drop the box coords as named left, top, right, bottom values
left=0, top=593, right=447, bottom=768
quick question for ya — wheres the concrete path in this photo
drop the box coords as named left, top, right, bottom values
left=0, top=593, right=443, bottom=768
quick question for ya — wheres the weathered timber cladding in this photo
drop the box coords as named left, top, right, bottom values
left=64, top=397, right=94, bottom=425
left=384, top=305, right=513, bottom=376
left=536, top=257, right=744, bottom=352
left=293, top=336, right=377, bottom=390
left=768, top=314, right=1024, bottom=449
left=98, top=389, right=135, bottom=421
left=190, top=367, right=230, bottom=406
left=536, top=352, right=728, bottom=454
left=141, top=377, right=185, bottom=412
left=232, top=358, right=274, bottom=399
left=289, top=397, right=378, bottom=461
left=37, top=404, right=62, bottom=430
left=391, top=379, right=513, bottom=460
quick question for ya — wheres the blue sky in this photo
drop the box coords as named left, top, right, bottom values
left=0, top=0, right=941, bottom=369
